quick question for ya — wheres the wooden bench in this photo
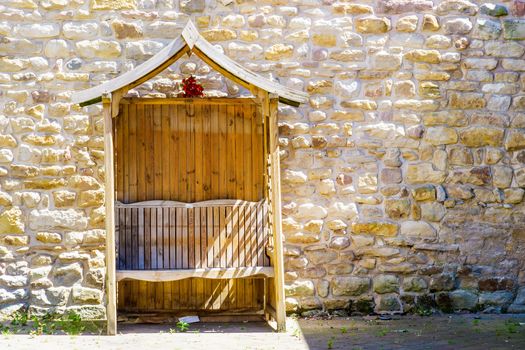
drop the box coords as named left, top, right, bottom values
left=115, top=199, right=272, bottom=282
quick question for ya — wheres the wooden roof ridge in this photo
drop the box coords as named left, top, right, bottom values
left=71, top=20, right=309, bottom=107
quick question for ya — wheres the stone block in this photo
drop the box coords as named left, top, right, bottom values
left=201, top=29, right=237, bottom=42
left=285, top=280, right=315, bottom=297
left=0, top=207, right=24, bottom=234
left=449, top=93, right=486, bottom=109
left=406, top=163, right=446, bottom=184
left=505, top=130, right=525, bottom=151
left=402, top=277, right=428, bottom=292
left=29, top=209, right=88, bottom=231
left=373, top=275, right=399, bottom=294
left=435, top=0, right=478, bottom=15
left=480, top=3, right=508, bottom=17
left=352, top=221, right=398, bottom=237
left=424, top=127, right=458, bottom=145
left=72, top=286, right=103, bottom=304
left=91, top=0, right=135, bottom=10
left=443, top=18, right=473, bottom=34
left=377, top=0, right=433, bottom=14
left=460, top=127, right=504, bottom=147
left=420, top=201, right=445, bottom=221
left=355, top=16, right=391, bottom=34
left=265, top=44, right=293, bottom=60
left=52, top=263, right=82, bottom=286
left=405, top=49, right=441, bottom=63
left=449, top=290, right=478, bottom=310
left=180, top=0, right=205, bottom=13
left=331, top=276, right=370, bottom=296
left=376, top=295, right=402, bottom=312
left=36, top=232, right=62, bottom=244
left=385, top=198, right=411, bottom=219
left=503, top=19, right=525, bottom=40
left=112, top=20, right=143, bottom=39
left=400, top=220, right=437, bottom=239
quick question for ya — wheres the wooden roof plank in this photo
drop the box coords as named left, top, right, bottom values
left=71, top=20, right=308, bottom=107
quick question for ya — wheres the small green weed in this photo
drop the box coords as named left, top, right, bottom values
left=340, top=326, right=347, bottom=334
left=377, top=328, right=389, bottom=337
left=59, top=311, right=86, bottom=335
left=7, top=309, right=92, bottom=335
left=176, top=321, right=190, bottom=332
left=11, top=309, right=29, bottom=327
left=0, top=324, right=12, bottom=336
left=327, top=336, right=334, bottom=349
left=504, top=320, right=520, bottom=334
left=414, top=305, right=432, bottom=317
left=292, top=327, right=301, bottom=338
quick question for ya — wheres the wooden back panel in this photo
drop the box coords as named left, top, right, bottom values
left=114, top=99, right=268, bottom=314
left=115, top=200, right=270, bottom=270
left=114, top=99, right=264, bottom=204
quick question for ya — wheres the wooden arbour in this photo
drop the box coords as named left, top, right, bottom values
left=72, top=20, right=307, bottom=335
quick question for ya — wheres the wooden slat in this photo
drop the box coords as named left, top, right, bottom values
left=144, top=208, right=151, bottom=269
left=211, top=104, right=219, bottom=199
left=195, top=207, right=201, bottom=269
left=151, top=207, right=157, bottom=269
left=182, top=207, right=188, bottom=269
left=207, top=207, right=213, bottom=268
left=132, top=208, right=138, bottom=269
left=213, top=206, right=220, bottom=268
left=176, top=207, right=182, bottom=268
left=129, top=104, right=138, bottom=202
left=169, top=207, right=176, bottom=269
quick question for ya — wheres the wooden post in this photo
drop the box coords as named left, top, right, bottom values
left=102, top=92, right=117, bottom=335
left=260, top=91, right=286, bottom=332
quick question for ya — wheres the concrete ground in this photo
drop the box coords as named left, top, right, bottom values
left=0, top=314, right=524, bottom=350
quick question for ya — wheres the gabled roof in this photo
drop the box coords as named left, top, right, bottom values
left=71, top=20, right=308, bottom=107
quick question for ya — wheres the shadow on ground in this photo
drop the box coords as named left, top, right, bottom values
left=296, top=314, right=525, bottom=350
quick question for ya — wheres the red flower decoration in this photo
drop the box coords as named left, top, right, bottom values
left=181, top=75, right=204, bottom=97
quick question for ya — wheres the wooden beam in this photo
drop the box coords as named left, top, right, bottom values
left=111, top=89, right=124, bottom=118
left=102, top=93, right=117, bottom=336
left=116, top=267, right=274, bottom=282
left=120, top=97, right=260, bottom=105
left=259, top=90, right=286, bottom=332
left=115, top=198, right=265, bottom=209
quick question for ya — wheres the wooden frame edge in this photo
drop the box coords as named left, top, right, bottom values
left=103, top=93, right=117, bottom=335
left=259, top=90, right=286, bottom=332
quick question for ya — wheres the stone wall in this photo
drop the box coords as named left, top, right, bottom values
left=1, top=0, right=525, bottom=319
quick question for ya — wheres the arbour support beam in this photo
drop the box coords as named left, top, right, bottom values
left=259, top=90, right=286, bottom=332
left=102, top=93, right=117, bottom=335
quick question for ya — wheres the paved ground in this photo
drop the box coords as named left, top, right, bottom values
left=0, top=314, right=524, bottom=349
